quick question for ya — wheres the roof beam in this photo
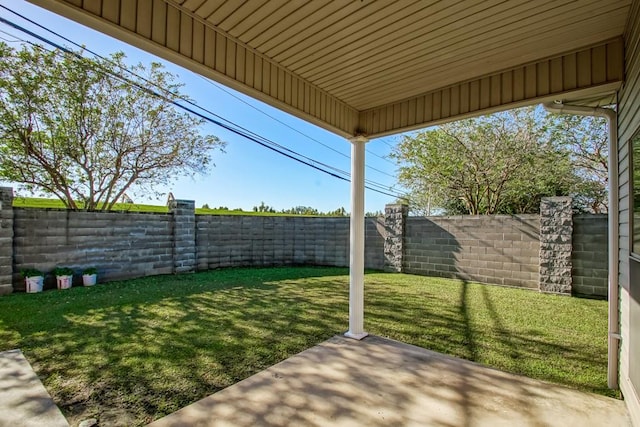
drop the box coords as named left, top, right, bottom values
left=26, top=2, right=626, bottom=139
left=359, top=38, right=624, bottom=137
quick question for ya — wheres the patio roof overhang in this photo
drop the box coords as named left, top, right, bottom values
left=27, top=0, right=631, bottom=387
left=28, top=0, right=628, bottom=138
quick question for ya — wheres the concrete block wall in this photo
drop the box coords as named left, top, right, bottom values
left=404, top=215, right=540, bottom=289
left=169, top=200, right=196, bottom=274
left=195, top=215, right=385, bottom=270
left=365, top=217, right=385, bottom=270
left=1, top=186, right=607, bottom=297
left=0, top=188, right=13, bottom=295
left=12, top=209, right=173, bottom=290
left=572, top=214, right=608, bottom=297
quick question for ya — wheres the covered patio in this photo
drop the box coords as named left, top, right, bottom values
left=24, top=0, right=640, bottom=425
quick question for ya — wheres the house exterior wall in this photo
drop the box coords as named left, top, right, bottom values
left=618, top=1, right=640, bottom=424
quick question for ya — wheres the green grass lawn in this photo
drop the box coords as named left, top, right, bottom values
left=12, top=197, right=337, bottom=216
left=0, top=267, right=610, bottom=425
left=12, top=196, right=170, bottom=213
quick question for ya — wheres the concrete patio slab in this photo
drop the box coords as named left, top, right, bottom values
left=0, top=349, right=68, bottom=427
left=149, top=335, right=630, bottom=427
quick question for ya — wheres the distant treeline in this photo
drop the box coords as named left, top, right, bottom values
left=204, top=201, right=383, bottom=217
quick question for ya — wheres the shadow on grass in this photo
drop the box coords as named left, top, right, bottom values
left=0, top=266, right=352, bottom=425
left=0, top=266, right=613, bottom=426
left=364, top=273, right=612, bottom=398
left=572, top=292, right=608, bottom=301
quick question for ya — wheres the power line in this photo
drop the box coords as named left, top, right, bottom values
left=0, top=13, right=409, bottom=201
left=0, top=5, right=400, bottom=184
left=0, top=5, right=401, bottom=194
left=367, top=148, right=395, bottom=165
left=199, top=77, right=397, bottom=174
left=377, top=138, right=394, bottom=149
left=368, top=138, right=399, bottom=168
left=200, top=79, right=343, bottom=152
left=0, top=6, right=288, bottom=151
left=0, top=28, right=19, bottom=42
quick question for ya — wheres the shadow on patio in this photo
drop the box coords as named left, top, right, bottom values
left=149, top=335, right=629, bottom=427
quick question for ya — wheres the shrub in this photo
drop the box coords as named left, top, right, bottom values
left=54, top=267, right=74, bottom=276
left=21, top=268, right=43, bottom=278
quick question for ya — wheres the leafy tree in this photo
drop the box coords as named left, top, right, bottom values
left=547, top=114, right=609, bottom=213
left=278, top=205, right=349, bottom=216
left=327, top=207, right=347, bottom=216
left=391, top=107, right=595, bottom=215
left=248, top=204, right=349, bottom=216
left=253, top=201, right=275, bottom=213
left=0, top=43, right=224, bottom=211
left=279, top=205, right=319, bottom=215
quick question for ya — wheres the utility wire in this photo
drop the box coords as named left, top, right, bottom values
left=0, top=28, right=19, bottom=42
left=367, top=148, right=395, bottom=165
left=0, top=4, right=399, bottom=182
left=0, top=6, right=292, bottom=154
left=0, top=13, right=408, bottom=201
left=0, top=5, right=400, bottom=193
left=199, top=77, right=397, bottom=170
left=377, top=137, right=396, bottom=149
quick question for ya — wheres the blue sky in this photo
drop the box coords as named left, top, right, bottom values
left=0, top=0, right=407, bottom=213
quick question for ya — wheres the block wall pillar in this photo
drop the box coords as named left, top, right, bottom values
left=539, top=197, right=573, bottom=294
left=384, top=204, right=408, bottom=272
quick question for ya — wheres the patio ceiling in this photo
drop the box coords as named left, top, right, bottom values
left=29, top=0, right=629, bottom=138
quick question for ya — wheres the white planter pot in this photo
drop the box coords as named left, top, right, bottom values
left=82, top=274, right=97, bottom=286
left=25, top=276, right=44, bottom=293
left=56, top=275, right=73, bottom=290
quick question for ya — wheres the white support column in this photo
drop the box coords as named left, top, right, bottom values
left=345, top=135, right=369, bottom=340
